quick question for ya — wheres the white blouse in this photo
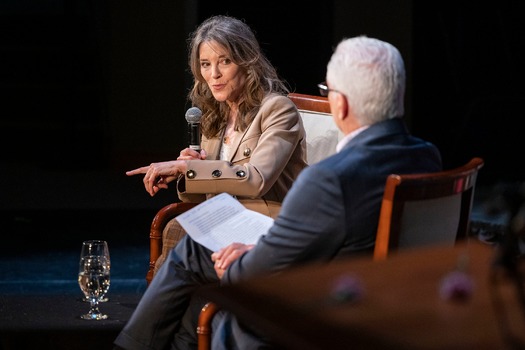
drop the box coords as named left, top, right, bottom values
left=220, top=131, right=239, bottom=160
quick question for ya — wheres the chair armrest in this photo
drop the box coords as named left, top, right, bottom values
left=197, top=302, right=221, bottom=350
left=146, top=202, right=198, bottom=285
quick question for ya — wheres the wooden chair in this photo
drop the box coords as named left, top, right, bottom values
left=373, top=157, right=485, bottom=260
left=146, top=93, right=336, bottom=285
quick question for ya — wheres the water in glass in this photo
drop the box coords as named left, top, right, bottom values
left=78, top=240, right=111, bottom=320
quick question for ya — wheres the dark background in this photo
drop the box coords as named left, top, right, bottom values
left=1, top=0, right=524, bottom=246
left=0, top=4, right=519, bottom=346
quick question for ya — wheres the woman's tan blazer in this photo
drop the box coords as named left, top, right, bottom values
left=177, top=93, right=307, bottom=218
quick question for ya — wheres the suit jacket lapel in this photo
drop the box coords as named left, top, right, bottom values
left=205, top=123, right=252, bottom=161
left=227, top=127, right=250, bottom=161
left=205, top=137, right=222, bottom=160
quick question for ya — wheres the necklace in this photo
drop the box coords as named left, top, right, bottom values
left=224, top=108, right=238, bottom=144
left=224, top=122, right=235, bottom=144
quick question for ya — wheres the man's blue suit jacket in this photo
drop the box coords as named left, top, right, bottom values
left=223, top=117, right=442, bottom=284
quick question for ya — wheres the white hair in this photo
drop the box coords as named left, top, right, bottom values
left=326, top=35, right=406, bottom=125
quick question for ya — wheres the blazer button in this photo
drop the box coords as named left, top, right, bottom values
left=186, top=170, right=196, bottom=179
left=236, top=170, right=246, bottom=178
left=212, top=170, right=222, bottom=178
left=243, top=148, right=251, bottom=157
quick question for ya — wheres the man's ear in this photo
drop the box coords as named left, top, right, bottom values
left=334, top=92, right=348, bottom=121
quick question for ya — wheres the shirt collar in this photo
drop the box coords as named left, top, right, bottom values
left=336, top=125, right=370, bottom=153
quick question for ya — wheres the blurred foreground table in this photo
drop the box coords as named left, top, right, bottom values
left=198, top=241, right=525, bottom=349
left=0, top=293, right=141, bottom=350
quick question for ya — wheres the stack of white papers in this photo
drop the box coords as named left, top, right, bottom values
left=175, top=193, right=274, bottom=252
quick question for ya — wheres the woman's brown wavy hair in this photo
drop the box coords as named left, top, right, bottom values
left=187, top=15, right=290, bottom=138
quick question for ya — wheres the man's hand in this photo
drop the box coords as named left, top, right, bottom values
left=211, top=243, right=255, bottom=279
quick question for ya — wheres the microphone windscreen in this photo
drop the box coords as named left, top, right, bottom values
left=185, top=107, right=202, bottom=123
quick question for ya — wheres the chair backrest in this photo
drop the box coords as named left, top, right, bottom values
left=287, top=93, right=343, bottom=164
left=373, top=157, right=485, bottom=260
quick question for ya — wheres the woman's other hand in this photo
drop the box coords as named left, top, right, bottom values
left=177, top=148, right=207, bottom=160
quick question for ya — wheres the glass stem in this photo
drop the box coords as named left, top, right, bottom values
left=90, top=297, right=100, bottom=315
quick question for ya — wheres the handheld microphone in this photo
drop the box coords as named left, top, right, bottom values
left=185, top=107, right=202, bottom=152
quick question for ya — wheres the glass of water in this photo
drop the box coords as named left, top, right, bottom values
left=78, top=240, right=111, bottom=320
